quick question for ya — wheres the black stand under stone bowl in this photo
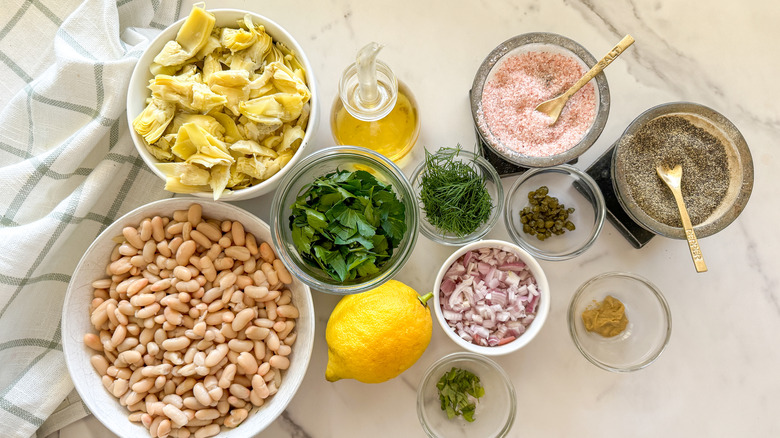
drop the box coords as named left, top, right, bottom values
left=581, top=143, right=655, bottom=248
left=474, top=127, right=655, bottom=249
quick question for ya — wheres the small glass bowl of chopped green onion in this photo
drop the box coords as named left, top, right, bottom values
left=270, top=145, right=419, bottom=295
left=417, top=352, right=516, bottom=438
left=504, top=164, right=605, bottom=261
left=410, top=148, right=504, bottom=246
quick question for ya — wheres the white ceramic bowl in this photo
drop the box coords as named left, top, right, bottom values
left=126, top=9, right=320, bottom=201
left=62, top=198, right=315, bottom=437
left=432, top=240, right=550, bottom=356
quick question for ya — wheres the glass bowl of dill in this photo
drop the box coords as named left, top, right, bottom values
left=410, top=147, right=504, bottom=246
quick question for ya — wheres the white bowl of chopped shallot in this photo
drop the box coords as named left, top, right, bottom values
left=433, top=240, right=550, bottom=356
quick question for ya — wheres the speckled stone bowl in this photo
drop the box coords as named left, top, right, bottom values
left=470, top=32, right=610, bottom=168
left=612, top=102, right=754, bottom=239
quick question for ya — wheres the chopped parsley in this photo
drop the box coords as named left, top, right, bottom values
left=289, top=169, right=406, bottom=282
left=436, top=366, right=485, bottom=422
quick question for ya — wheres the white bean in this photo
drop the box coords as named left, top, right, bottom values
left=162, top=403, right=188, bottom=428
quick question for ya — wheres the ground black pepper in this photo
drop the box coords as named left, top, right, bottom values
left=620, top=114, right=730, bottom=227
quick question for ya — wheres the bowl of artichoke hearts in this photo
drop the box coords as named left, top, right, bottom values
left=127, top=5, right=320, bottom=201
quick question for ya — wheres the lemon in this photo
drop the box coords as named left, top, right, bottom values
left=325, top=280, right=433, bottom=383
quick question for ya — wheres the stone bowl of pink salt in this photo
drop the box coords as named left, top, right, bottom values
left=471, top=32, right=610, bottom=168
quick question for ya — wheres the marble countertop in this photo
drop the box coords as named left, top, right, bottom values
left=55, top=0, right=779, bottom=437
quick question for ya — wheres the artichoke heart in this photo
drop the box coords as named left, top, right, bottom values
left=149, top=63, right=181, bottom=77
left=247, top=68, right=275, bottom=98
left=209, top=164, right=231, bottom=200
left=162, top=177, right=211, bottom=194
left=238, top=119, right=282, bottom=142
left=151, top=74, right=226, bottom=114
left=226, top=25, right=272, bottom=73
left=265, top=44, right=284, bottom=65
left=201, top=54, right=222, bottom=83
left=239, top=95, right=283, bottom=123
left=227, top=164, right=252, bottom=189
left=150, top=75, right=194, bottom=107
left=210, top=111, right=243, bottom=143
left=236, top=156, right=270, bottom=180
left=190, top=82, right=227, bottom=114
left=261, top=134, right=282, bottom=150
left=133, top=98, right=175, bottom=144
left=277, top=124, right=305, bottom=154
left=272, top=62, right=311, bottom=100
left=153, top=40, right=192, bottom=67
left=220, top=27, right=257, bottom=52
left=229, top=139, right=278, bottom=158
left=194, top=35, right=221, bottom=61
left=172, top=122, right=233, bottom=165
left=208, top=70, right=250, bottom=115
left=208, top=69, right=250, bottom=88
left=156, top=162, right=211, bottom=186
left=169, top=113, right=225, bottom=139
left=276, top=42, right=306, bottom=78
left=240, top=92, right=305, bottom=124
left=175, top=4, right=216, bottom=55
left=146, top=144, right=174, bottom=161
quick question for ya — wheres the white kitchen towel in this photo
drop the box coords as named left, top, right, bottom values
left=0, top=1, right=182, bottom=436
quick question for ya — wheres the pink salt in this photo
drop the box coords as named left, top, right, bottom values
left=479, top=51, right=597, bottom=157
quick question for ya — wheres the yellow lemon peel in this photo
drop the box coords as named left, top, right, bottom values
left=325, top=280, right=433, bottom=384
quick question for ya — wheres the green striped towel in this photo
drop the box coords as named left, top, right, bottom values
left=0, top=1, right=185, bottom=436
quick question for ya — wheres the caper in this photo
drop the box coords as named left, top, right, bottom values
left=518, top=186, right=576, bottom=241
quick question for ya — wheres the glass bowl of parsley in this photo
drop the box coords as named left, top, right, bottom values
left=270, top=145, right=419, bottom=294
left=417, top=352, right=516, bottom=438
left=410, top=147, right=504, bottom=246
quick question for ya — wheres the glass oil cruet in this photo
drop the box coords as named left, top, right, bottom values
left=330, top=42, right=420, bottom=162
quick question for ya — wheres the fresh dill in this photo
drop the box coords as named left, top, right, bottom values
left=418, top=146, right=493, bottom=237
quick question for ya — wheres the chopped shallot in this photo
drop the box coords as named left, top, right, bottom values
left=439, top=247, right=540, bottom=347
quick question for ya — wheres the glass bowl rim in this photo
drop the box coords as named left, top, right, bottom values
left=503, top=164, right=606, bottom=261
left=270, top=145, right=419, bottom=294
left=567, top=271, right=672, bottom=372
left=416, top=351, right=517, bottom=438
left=410, top=149, right=504, bottom=246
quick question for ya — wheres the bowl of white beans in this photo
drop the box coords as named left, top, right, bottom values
left=62, top=198, right=315, bottom=438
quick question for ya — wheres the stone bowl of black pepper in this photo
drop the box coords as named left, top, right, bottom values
left=612, top=102, right=754, bottom=239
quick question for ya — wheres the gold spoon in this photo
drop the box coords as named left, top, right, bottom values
left=656, top=164, right=708, bottom=273
left=535, top=34, right=635, bottom=124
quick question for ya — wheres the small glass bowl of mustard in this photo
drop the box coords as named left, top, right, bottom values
left=567, top=272, right=672, bottom=372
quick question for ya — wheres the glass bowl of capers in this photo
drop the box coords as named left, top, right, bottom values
left=503, top=164, right=605, bottom=261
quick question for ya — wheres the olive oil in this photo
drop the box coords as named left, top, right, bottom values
left=331, top=82, right=419, bottom=162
